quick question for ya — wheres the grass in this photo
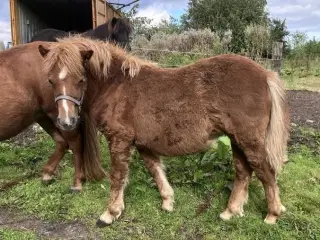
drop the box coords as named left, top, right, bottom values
left=283, top=74, right=320, bottom=92
left=0, top=127, right=319, bottom=239
left=0, top=229, right=37, bottom=240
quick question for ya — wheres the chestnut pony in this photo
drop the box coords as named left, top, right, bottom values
left=0, top=42, right=106, bottom=191
left=39, top=36, right=290, bottom=227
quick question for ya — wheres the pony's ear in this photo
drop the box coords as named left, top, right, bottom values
left=111, top=17, right=118, bottom=28
left=80, top=50, right=93, bottom=61
left=38, top=44, right=50, bottom=57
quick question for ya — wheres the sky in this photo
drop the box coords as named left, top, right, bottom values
left=1, top=0, right=320, bottom=45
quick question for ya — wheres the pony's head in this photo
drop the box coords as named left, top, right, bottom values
left=38, top=43, right=93, bottom=131
left=107, top=17, right=132, bottom=51
left=38, top=36, right=155, bottom=131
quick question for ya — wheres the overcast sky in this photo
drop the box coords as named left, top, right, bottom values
left=1, top=0, right=320, bottom=44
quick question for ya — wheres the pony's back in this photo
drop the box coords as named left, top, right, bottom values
left=30, top=29, right=70, bottom=42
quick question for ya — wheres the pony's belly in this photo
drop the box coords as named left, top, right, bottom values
left=0, top=116, right=34, bottom=140
left=0, top=90, right=37, bottom=140
left=136, top=133, right=215, bottom=157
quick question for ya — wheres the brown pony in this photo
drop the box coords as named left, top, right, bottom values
left=0, top=42, right=106, bottom=191
left=38, top=36, right=290, bottom=227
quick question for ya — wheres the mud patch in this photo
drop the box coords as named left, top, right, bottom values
left=0, top=208, right=100, bottom=240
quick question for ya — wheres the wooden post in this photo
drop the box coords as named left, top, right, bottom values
left=0, top=41, right=5, bottom=51
left=272, top=41, right=283, bottom=74
left=9, top=0, right=18, bottom=46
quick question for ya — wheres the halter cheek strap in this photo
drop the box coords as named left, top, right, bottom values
left=55, top=95, right=84, bottom=112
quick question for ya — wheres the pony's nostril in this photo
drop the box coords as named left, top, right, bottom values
left=70, top=117, right=77, bottom=126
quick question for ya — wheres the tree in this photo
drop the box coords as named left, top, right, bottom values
left=269, top=18, right=289, bottom=43
left=268, top=18, right=290, bottom=55
left=181, top=0, right=268, bottom=52
left=123, top=4, right=153, bottom=39
left=289, top=31, right=308, bottom=49
left=124, top=4, right=182, bottom=40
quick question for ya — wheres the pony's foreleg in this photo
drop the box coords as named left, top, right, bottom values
left=97, top=136, right=132, bottom=227
left=37, top=119, right=68, bottom=183
left=220, top=144, right=252, bottom=221
left=139, top=149, right=174, bottom=212
left=61, top=130, right=84, bottom=192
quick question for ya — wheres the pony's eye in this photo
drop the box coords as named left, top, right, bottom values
left=49, top=79, right=53, bottom=85
left=78, top=79, right=85, bottom=84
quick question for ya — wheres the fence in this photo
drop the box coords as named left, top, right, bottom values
left=129, top=28, right=285, bottom=72
left=131, top=47, right=283, bottom=73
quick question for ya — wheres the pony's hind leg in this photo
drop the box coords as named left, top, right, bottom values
left=37, top=118, right=68, bottom=184
left=220, top=143, right=253, bottom=221
left=244, top=146, right=285, bottom=224
left=138, top=149, right=174, bottom=212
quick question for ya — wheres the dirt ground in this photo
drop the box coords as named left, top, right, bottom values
left=0, top=208, right=95, bottom=240
left=0, top=89, right=319, bottom=239
left=287, top=90, right=320, bottom=129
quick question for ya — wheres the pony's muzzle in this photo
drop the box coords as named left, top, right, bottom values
left=57, top=116, right=78, bottom=130
left=55, top=95, right=82, bottom=130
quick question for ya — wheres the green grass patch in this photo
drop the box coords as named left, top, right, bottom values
left=0, top=229, right=37, bottom=240
left=282, top=75, right=320, bottom=92
left=0, top=129, right=319, bottom=239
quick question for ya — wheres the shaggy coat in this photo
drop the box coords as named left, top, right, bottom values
left=39, top=36, right=290, bottom=227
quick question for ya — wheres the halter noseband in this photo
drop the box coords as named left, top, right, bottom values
left=55, top=95, right=84, bottom=112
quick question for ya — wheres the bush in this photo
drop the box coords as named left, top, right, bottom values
left=244, top=23, right=271, bottom=58
left=132, top=29, right=232, bottom=63
left=164, top=136, right=233, bottom=188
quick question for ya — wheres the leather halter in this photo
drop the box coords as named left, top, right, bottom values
left=55, top=95, right=84, bottom=112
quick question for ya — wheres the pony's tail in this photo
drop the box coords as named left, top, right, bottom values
left=265, top=72, right=290, bottom=174
left=80, top=113, right=107, bottom=181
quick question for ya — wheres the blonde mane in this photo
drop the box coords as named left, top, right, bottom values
left=42, top=35, right=157, bottom=80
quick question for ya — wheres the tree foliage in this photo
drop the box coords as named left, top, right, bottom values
left=181, top=0, right=268, bottom=52
left=124, top=1, right=290, bottom=58
left=268, top=18, right=290, bottom=54
left=124, top=4, right=182, bottom=41
left=269, top=18, right=289, bottom=43
left=244, top=23, right=270, bottom=58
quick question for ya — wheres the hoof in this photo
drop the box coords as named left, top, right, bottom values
left=70, top=186, right=82, bottom=193
left=162, top=199, right=174, bottom=212
left=280, top=204, right=286, bottom=212
left=219, top=209, right=233, bottom=221
left=96, top=219, right=110, bottom=228
left=264, top=214, right=277, bottom=224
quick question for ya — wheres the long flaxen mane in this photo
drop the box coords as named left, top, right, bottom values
left=42, top=35, right=157, bottom=80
